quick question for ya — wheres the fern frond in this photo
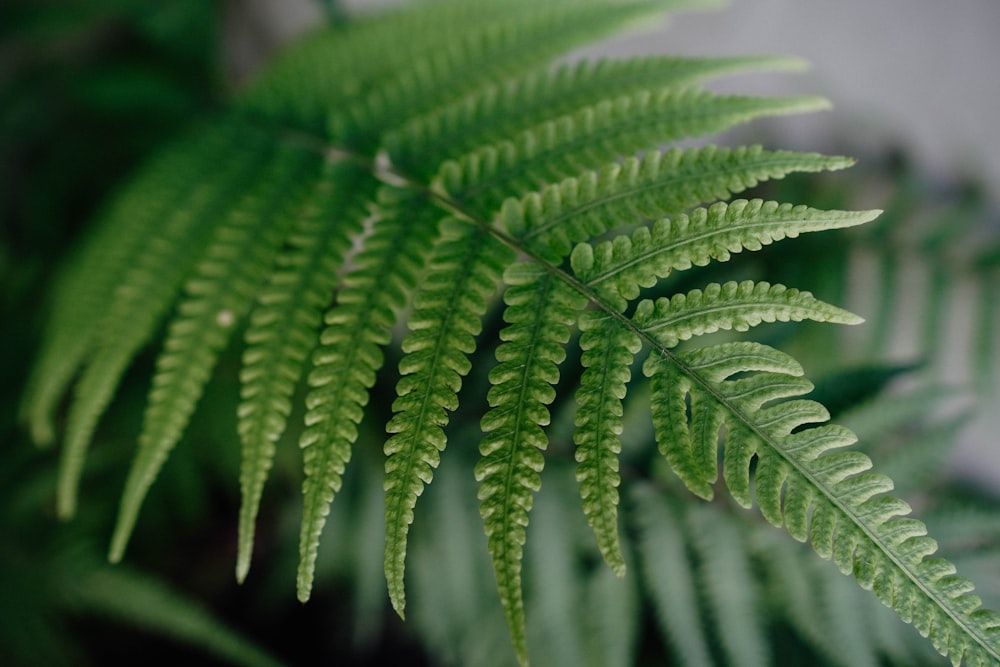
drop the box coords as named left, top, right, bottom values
left=109, top=144, right=324, bottom=562
left=241, top=0, right=578, bottom=130
left=388, top=54, right=807, bottom=175
left=573, top=199, right=880, bottom=308
left=574, top=311, right=641, bottom=575
left=383, top=219, right=514, bottom=616
left=54, top=120, right=281, bottom=519
left=338, top=0, right=707, bottom=149
left=687, top=502, right=771, bottom=667
left=20, top=120, right=260, bottom=448
left=583, top=548, right=640, bottom=667
left=441, top=91, right=830, bottom=212
left=296, top=187, right=439, bottom=601
left=633, top=280, right=863, bottom=349
left=632, top=484, right=715, bottom=667
left=491, top=148, right=855, bottom=270
left=29, top=1, right=1000, bottom=664
left=475, top=265, right=586, bottom=666
left=644, top=341, right=1000, bottom=665
left=235, top=160, right=374, bottom=583
left=68, top=567, right=283, bottom=667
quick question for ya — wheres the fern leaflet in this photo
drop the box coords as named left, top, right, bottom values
left=383, top=218, right=515, bottom=616
left=236, top=160, right=373, bottom=582
left=476, top=265, right=586, bottom=661
left=55, top=121, right=282, bottom=519
left=297, top=187, right=439, bottom=600
left=110, top=143, right=324, bottom=562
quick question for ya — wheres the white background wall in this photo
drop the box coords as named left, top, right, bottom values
left=625, top=0, right=1000, bottom=206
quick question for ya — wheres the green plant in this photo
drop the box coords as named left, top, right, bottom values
left=20, top=1, right=1000, bottom=665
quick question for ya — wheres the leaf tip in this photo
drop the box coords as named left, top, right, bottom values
left=107, top=541, right=125, bottom=565
left=296, top=579, right=312, bottom=604
left=236, top=554, right=251, bottom=585
left=55, top=492, right=76, bottom=521
left=863, top=208, right=884, bottom=222
left=27, top=418, right=56, bottom=448
left=391, top=598, right=406, bottom=621
left=107, top=506, right=139, bottom=564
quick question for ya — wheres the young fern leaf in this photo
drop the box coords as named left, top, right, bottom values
left=236, top=160, right=374, bottom=583
left=383, top=219, right=515, bottom=616
left=476, top=265, right=586, bottom=665
left=110, top=144, right=324, bottom=562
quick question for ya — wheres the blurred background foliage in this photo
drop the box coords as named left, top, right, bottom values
left=3, top=1, right=999, bottom=665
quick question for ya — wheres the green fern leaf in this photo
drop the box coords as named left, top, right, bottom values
left=634, top=280, right=863, bottom=348
left=21, top=119, right=264, bottom=450
left=54, top=121, right=282, bottom=520
left=388, top=54, right=808, bottom=175
left=633, top=484, right=715, bottom=667
left=235, top=160, right=374, bottom=582
left=574, top=199, right=880, bottom=308
left=442, top=92, right=829, bottom=213
left=383, top=219, right=514, bottom=616
left=475, top=265, right=586, bottom=666
left=296, top=187, right=440, bottom=601
left=574, top=311, right=641, bottom=575
left=338, top=0, right=706, bottom=150
left=27, top=1, right=1000, bottom=664
left=645, top=341, right=1000, bottom=665
left=494, top=149, right=855, bottom=270
left=110, top=144, right=324, bottom=562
